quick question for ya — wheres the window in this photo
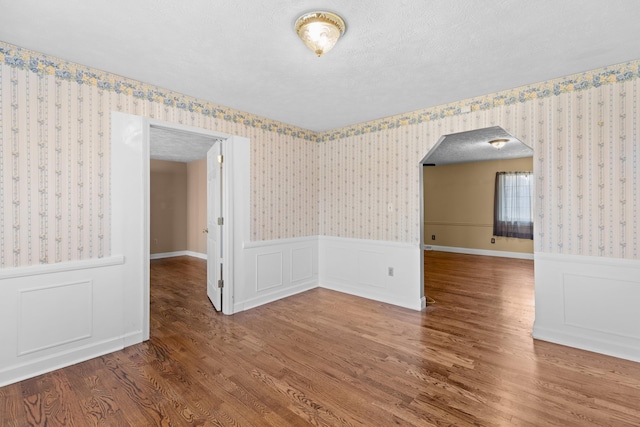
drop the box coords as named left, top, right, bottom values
left=493, top=172, right=533, bottom=240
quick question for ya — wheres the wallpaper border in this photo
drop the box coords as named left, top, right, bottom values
left=0, top=41, right=316, bottom=141
left=317, top=60, right=640, bottom=141
left=2, top=40, right=639, bottom=143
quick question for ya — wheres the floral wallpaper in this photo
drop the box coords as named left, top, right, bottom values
left=0, top=42, right=318, bottom=268
left=319, top=80, right=639, bottom=259
left=316, top=57, right=639, bottom=260
left=1, top=40, right=639, bottom=267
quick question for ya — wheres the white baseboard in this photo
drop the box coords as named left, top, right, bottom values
left=150, top=251, right=207, bottom=260
left=321, top=281, right=426, bottom=311
left=233, top=281, right=318, bottom=312
left=185, top=251, right=207, bottom=260
left=532, top=325, right=640, bottom=363
left=0, top=337, right=123, bottom=387
left=424, top=244, right=534, bottom=260
left=122, top=330, right=144, bottom=347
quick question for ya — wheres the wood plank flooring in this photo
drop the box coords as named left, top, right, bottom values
left=2, top=251, right=640, bottom=426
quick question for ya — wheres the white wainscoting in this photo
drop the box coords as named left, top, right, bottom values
left=319, top=236, right=425, bottom=311
left=533, top=252, right=640, bottom=362
left=0, top=256, right=125, bottom=387
left=235, top=236, right=318, bottom=312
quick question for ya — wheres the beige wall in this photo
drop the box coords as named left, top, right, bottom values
left=150, top=160, right=188, bottom=254
left=149, top=158, right=207, bottom=255
left=187, top=159, right=207, bottom=254
left=423, top=157, right=534, bottom=253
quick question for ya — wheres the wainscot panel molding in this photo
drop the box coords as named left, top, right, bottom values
left=234, top=236, right=319, bottom=312
left=0, top=256, right=124, bottom=280
left=533, top=252, right=640, bottom=362
left=424, top=245, right=534, bottom=260
left=319, top=236, right=425, bottom=311
left=18, top=280, right=93, bottom=356
left=0, top=256, right=126, bottom=387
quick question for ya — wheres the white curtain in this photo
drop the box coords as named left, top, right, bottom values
left=493, top=172, right=533, bottom=240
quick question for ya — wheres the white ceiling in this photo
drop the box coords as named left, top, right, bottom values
left=149, top=126, right=217, bottom=163
left=1, top=1, right=640, bottom=132
left=423, top=126, right=533, bottom=166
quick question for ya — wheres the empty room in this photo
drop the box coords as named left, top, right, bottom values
left=1, top=1, right=640, bottom=425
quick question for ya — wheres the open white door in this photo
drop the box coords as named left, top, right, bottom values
left=207, top=140, right=223, bottom=311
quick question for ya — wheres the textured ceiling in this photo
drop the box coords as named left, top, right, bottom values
left=149, top=126, right=217, bottom=163
left=1, top=1, right=640, bottom=132
left=423, top=126, right=532, bottom=166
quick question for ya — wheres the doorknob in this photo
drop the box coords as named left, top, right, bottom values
left=202, top=228, right=208, bottom=234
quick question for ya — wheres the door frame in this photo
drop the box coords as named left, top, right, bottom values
left=206, top=139, right=223, bottom=311
left=419, top=128, right=535, bottom=307
left=111, top=112, right=249, bottom=345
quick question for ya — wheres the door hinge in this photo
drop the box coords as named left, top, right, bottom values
left=217, top=217, right=224, bottom=225
left=217, top=155, right=223, bottom=164
left=217, top=279, right=224, bottom=288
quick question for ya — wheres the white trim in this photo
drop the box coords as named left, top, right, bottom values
left=111, top=112, right=148, bottom=343
left=532, top=325, right=640, bottom=363
left=0, top=336, right=124, bottom=388
left=234, top=282, right=317, bottom=313
left=224, top=134, right=251, bottom=315
left=142, top=119, right=250, bottom=317
left=0, top=256, right=124, bottom=280
left=321, top=281, right=426, bottom=311
left=122, top=331, right=144, bottom=347
left=237, top=235, right=318, bottom=312
left=17, top=280, right=94, bottom=356
left=424, top=244, right=534, bottom=260
left=320, top=235, right=416, bottom=249
left=0, top=256, right=126, bottom=387
left=243, top=235, right=319, bottom=249
left=319, top=236, right=423, bottom=311
left=533, top=252, right=640, bottom=362
left=186, top=251, right=207, bottom=260
left=149, top=251, right=207, bottom=260
left=535, top=251, right=640, bottom=267
left=150, top=251, right=187, bottom=260
left=143, top=118, right=235, bottom=320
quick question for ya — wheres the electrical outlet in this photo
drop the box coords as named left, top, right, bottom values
left=431, top=235, right=436, bottom=240
left=491, top=238, right=495, bottom=244
left=388, top=267, right=394, bottom=277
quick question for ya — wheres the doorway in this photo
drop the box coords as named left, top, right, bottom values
left=149, top=126, right=224, bottom=310
left=111, top=112, right=250, bottom=346
left=419, top=126, right=534, bottom=304
left=149, top=125, right=216, bottom=261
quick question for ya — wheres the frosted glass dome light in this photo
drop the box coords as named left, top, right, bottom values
left=295, top=11, right=346, bottom=57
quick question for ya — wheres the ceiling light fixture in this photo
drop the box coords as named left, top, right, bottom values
left=295, top=11, right=346, bottom=57
left=488, top=138, right=509, bottom=149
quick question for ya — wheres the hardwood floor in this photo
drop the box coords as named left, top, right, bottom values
left=2, top=252, right=640, bottom=426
